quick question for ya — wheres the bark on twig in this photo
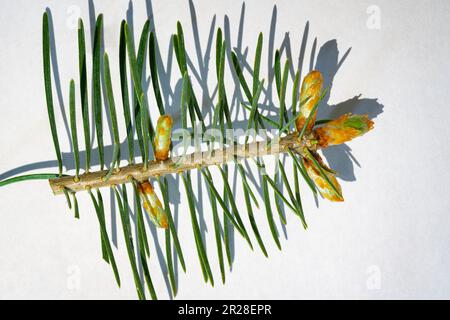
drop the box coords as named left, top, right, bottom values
left=49, top=133, right=313, bottom=195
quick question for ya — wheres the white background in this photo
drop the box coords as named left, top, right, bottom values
left=0, top=0, right=449, bottom=299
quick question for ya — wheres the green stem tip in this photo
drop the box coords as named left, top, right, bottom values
left=0, top=173, right=63, bottom=187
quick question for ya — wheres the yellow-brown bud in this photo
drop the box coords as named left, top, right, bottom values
left=154, top=115, right=173, bottom=161
left=314, top=113, right=374, bottom=148
left=302, top=154, right=344, bottom=202
left=295, top=70, right=323, bottom=133
left=137, top=181, right=168, bottom=228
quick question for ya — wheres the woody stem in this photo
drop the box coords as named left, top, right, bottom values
left=49, top=132, right=313, bottom=195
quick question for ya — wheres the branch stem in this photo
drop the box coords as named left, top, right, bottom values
left=49, top=133, right=313, bottom=195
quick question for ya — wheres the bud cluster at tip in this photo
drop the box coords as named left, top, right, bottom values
left=292, top=70, right=374, bottom=203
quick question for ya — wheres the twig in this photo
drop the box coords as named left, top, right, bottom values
left=49, top=132, right=315, bottom=195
